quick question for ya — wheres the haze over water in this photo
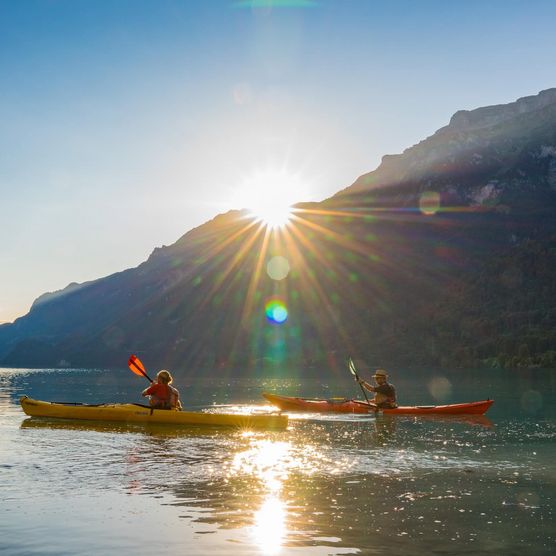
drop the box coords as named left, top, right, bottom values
left=1, top=367, right=554, bottom=555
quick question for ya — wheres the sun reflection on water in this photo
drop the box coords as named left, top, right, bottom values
left=231, top=439, right=292, bottom=492
left=231, top=437, right=333, bottom=552
left=230, top=439, right=292, bottom=553
left=252, top=495, right=286, bottom=555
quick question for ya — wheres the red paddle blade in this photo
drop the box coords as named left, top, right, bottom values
left=128, top=354, right=146, bottom=377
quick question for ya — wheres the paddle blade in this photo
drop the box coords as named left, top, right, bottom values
left=128, top=355, right=147, bottom=377
left=349, top=357, right=371, bottom=404
left=348, top=357, right=358, bottom=377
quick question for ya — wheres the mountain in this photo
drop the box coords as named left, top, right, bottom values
left=2, top=89, right=556, bottom=375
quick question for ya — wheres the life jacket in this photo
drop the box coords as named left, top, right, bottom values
left=151, top=384, right=182, bottom=410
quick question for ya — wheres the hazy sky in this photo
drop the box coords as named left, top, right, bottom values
left=1, top=0, right=555, bottom=323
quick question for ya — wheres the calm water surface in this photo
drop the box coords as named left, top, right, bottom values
left=0, top=367, right=554, bottom=555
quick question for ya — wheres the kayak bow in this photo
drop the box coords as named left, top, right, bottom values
left=20, top=396, right=288, bottom=430
left=262, top=393, right=493, bottom=415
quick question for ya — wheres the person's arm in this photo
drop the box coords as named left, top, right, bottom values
left=142, top=384, right=154, bottom=397
left=357, top=379, right=375, bottom=393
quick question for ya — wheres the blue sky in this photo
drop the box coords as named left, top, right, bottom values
left=1, top=0, right=555, bottom=323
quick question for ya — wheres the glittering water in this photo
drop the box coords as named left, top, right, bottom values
left=0, top=367, right=554, bottom=555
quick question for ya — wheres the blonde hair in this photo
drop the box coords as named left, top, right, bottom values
left=157, top=370, right=173, bottom=384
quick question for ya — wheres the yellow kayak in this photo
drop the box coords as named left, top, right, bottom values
left=19, top=396, right=288, bottom=431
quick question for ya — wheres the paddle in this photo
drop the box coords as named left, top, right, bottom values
left=348, top=357, right=372, bottom=405
left=128, top=354, right=154, bottom=383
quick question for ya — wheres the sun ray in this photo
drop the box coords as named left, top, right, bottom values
left=290, top=211, right=379, bottom=259
left=188, top=218, right=265, bottom=313
left=240, top=222, right=274, bottom=327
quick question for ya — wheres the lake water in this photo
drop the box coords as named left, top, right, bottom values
left=1, top=367, right=554, bottom=555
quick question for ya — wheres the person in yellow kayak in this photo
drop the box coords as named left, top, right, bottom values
left=142, top=370, right=182, bottom=410
left=357, top=369, right=398, bottom=409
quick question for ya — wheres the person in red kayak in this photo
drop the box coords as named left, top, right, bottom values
left=142, top=370, right=182, bottom=410
left=357, top=369, right=398, bottom=409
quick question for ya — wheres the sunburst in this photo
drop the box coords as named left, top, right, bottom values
left=233, top=169, right=308, bottom=229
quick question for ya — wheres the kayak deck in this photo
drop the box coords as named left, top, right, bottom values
left=20, top=396, right=288, bottom=430
left=263, top=393, right=375, bottom=414
left=262, top=393, right=493, bottom=415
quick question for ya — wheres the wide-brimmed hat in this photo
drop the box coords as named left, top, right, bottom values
left=372, top=369, right=388, bottom=379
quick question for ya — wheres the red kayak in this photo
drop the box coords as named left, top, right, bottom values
left=262, top=393, right=494, bottom=415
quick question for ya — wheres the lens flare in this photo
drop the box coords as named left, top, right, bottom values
left=428, top=376, right=452, bottom=402
left=265, top=299, right=288, bottom=324
left=419, top=191, right=441, bottom=215
left=521, top=390, right=542, bottom=413
left=266, top=256, right=290, bottom=280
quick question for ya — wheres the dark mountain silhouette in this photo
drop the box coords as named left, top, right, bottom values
left=2, top=88, right=556, bottom=376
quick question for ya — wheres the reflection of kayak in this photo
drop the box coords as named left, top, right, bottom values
left=20, top=396, right=288, bottom=430
left=262, top=393, right=494, bottom=415
left=19, top=417, right=244, bottom=437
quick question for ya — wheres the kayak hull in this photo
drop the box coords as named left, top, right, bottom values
left=20, top=396, right=288, bottom=430
left=262, top=393, right=493, bottom=415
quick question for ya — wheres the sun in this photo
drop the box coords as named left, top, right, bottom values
left=251, top=200, right=292, bottom=229
left=233, top=169, right=308, bottom=229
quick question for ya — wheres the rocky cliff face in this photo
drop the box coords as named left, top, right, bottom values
left=343, top=88, right=556, bottom=212
left=2, top=89, right=556, bottom=374
left=447, top=88, right=556, bottom=132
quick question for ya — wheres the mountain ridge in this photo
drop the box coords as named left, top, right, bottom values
left=342, top=87, right=556, bottom=203
left=2, top=89, right=556, bottom=375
